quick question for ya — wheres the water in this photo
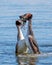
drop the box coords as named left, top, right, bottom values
left=17, top=53, right=52, bottom=65
left=0, top=0, right=52, bottom=65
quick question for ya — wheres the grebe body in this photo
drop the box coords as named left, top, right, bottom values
left=15, top=20, right=28, bottom=55
left=19, top=13, right=40, bottom=54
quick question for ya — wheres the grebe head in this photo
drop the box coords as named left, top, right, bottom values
left=16, top=20, right=22, bottom=26
left=19, top=13, right=32, bottom=21
left=16, top=20, right=26, bottom=29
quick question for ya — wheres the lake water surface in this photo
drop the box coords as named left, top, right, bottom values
left=0, top=0, right=52, bottom=65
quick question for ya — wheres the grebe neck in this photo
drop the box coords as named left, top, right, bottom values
left=17, top=27, right=24, bottom=40
left=28, top=19, right=33, bottom=36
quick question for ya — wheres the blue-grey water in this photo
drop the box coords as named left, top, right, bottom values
left=0, top=0, right=52, bottom=65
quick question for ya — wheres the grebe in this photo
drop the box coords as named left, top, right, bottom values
left=15, top=20, right=28, bottom=55
left=19, top=13, right=40, bottom=54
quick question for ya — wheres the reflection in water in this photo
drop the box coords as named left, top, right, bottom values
left=15, top=53, right=52, bottom=65
left=15, top=54, right=38, bottom=65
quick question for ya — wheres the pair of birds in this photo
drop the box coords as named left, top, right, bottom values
left=15, top=13, right=40, bottom=55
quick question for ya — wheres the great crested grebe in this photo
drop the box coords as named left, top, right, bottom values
left=15, top=20, right=28, bottom=55
left=19, top=13, right=40, bottom=54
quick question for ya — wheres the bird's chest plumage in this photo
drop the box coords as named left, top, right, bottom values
left=18, top=39, right=26, bottom=51
left=17, top=39, right=27, bottom=54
